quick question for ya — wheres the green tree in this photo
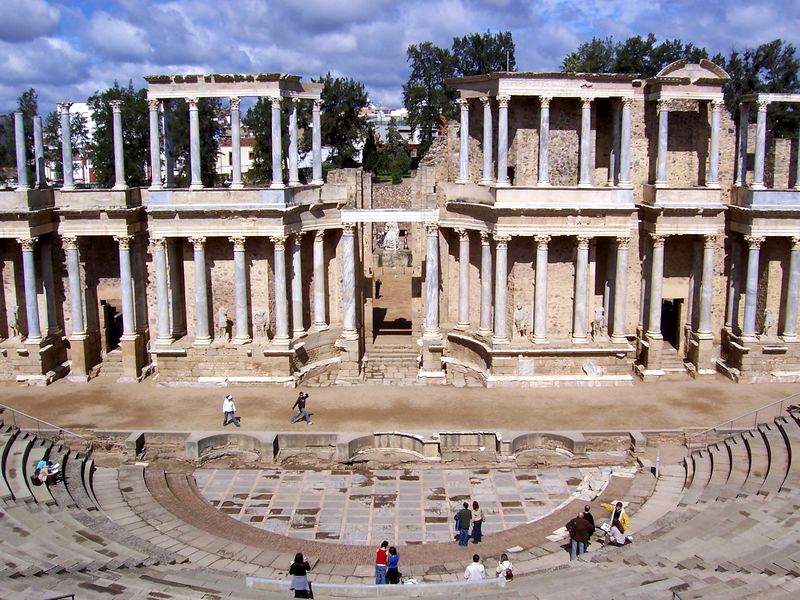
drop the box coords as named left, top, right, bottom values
left=361, top=127, right=379, bottom=173
left=242, top=98, right=301, bottom=185
left=164, top=98, right=223, bottom=187
left=452, top=30, right=516, bottom=75
left=0, top=115, right=13, bottom=183
left=42, top=109, right=88, bottom=184
left=16, top=88, right=38, bottom=180
left=314, top=73, right=369, bottom=168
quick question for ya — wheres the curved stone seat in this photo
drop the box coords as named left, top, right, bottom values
left=4, top=431, right=34, bottom=503
left=679, top=448, right=711, bottom=505
left=758, top=422, right=789, bottom=496
left=25, top=438, right=56, bottom=506
left=718, top=434, right=750, bottom=499
left=739, top=429, right=769, bottom=496
left=45, top=445, right=75, bottom=508
left=776, top=414, right=800, bottom=491
left=698, top=441, right=731, bottom=502
left=0, top=425, right=18, bottom=501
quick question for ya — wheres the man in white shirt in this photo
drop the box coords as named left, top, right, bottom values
left=464, top=554, right=486, bottom=582
left=222, top=395, right=240, bottom=427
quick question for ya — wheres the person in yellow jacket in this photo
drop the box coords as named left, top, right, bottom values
left=600, top=501, right=631, bottom=546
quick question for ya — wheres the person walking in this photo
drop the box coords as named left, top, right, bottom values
left=222, top=394, right=240, bottom=427
left=291, top=391, right=312, bottom=425
left=455, top=502, right=472, bottom=547
left=495, top=553, right=513, bottom=580
left=288, top=552, right=312, bottom=598
left=471, top=500, right=484, bottom=544
left=386, top=546, right=401, bottom=584
left=583, top=504, right=595, bottom=530
left=566, top=512, right=593, bottom=560
left=464, top=554, right=486, bottom=582
left=374, top=540, right=389, bottom=585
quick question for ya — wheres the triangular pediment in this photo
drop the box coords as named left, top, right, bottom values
left=655, top=59, right=729, bottom=82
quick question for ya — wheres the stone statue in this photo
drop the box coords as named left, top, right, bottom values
left=7, top=305, right=19, bottom=339
left=761, top=307, right=775, bottom=337
left=513, top=304, right=529, bottom=339
left=215, top=307, right=229, bottom=342
left=591, top=305, right=606, bottom=340
left=379, top=222, right=400, bottom=252
left=253, top=309, right=269, bottom=339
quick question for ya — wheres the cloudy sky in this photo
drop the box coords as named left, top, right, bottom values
left=1, top=0, right=798, bottom=113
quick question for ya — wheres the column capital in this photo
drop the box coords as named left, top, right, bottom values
left=187, top=98, right=199, bottom=110
left=480, top=230, right=491, bottom=245
left=616, top=236, right=632, bottom=249
left=61, top=236, right=78, bottom=250
left=539, top=95, right=551, bottom=108
left=621, top=97, right=634, bottom=108
left=456, top=98, right=469, bottom=109
left=56, top=102, right=72, bottom=115
left=703, top=233, right=718, bottom=247
left=313, top=98, right=322, bottom=110
left=480, top=96, right=491, bottom=107
left=149, top=237, right=167, bottom=253
left=791, top=236, right=800, bottom=250
left=744, top=235, right=765, bottom=249
left=289, top=96, right=300, bottom=106
left=580, top=96, right=593, bottom=108
left=147, top=98, right=159, bottom=111
left=534, top=234, right=551, bottom=248
left=109, top=100, right=123, bottom=112
left=269, top=234, right=288, bottom=247
left=292, top=232, right=304, bottom=246
left=710, top=99, right=724, bottom=112
left=756, top=99, right=770, bottom=113
left=188, top=236, right=206, bottom=248
left=497, top=94, right=510, bottom=107
left=493, top=234, right=511, bottom=248
left=341, top=222, right=356, bottom=235
left=425, top=222, right=439, bottom=236
left=656, top=99, right=672, bottom=113
left=270, top=96, right=282, bottom=109
left=314, top=229, right=325, bottom=241
left=18, top=237, right=37, bottom=251
left=229, top=96, right=240, bottom=110
left=229, top=236, right=246, bottom=251
left=114, top=234, right=133, bottom=249
left=454, top=227, right=468, bottom=240
left=576, top=235, right=591, bottom=250
left=650, top=233, right=667, bottom=247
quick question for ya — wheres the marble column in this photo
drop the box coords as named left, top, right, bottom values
left=271, top=235, right=291, bottom=344
left=14, top=112, right=28, bottom=190
left=340, top=224, right=358, bottom=340
left=725, top=239, right=741, bottom=331
left=230, top=236, right=250, bottom=343
left=611, top=236, right=631, bottom=342
left=33, top=115, right=45, bottom=187
left=742, top=235, right=764, bottom=339
left=698, top=234, right=716, bottom=335
left=456, top=99, right=469, bottom=183
left=110, top=100, right=127, bottom=190
left=619, top=98, right=633, bottom=186
left=162, top=102, right=175, bottom=188
left=736, top=104, right=750, bottom=186
left=62, top=236, right=84, bottom=337
left=609, top=100, right=620, bottom=185
left=288, top=98, right=300, bottom=186
left=647, top=234, right=666, bottom=337
left=492, top=234, right=510, bottom=344
left=148, top=99, right=162, bottom=190
left=311, top=99, right=323, bottom=185
left=151, top=238, right=172, bottom=344
left=270, top=98, right=283, bottom=188
left=19, top=237, right=42, bottom=342
left=655, top=100, right=670, bottom=186
left=312, top=230, right=328, bottom=330
left=456, top=229, right=470, bottom=328
left=538, top=96, right=551, bottom=186
left=188, top=98, right=202, bottom=190
left=572, top=236, right=590, bottom=342
left=497, top=95, right=510, bottom=186
left=752, top=100, right=768, bottom=189
left=480, top=97, right=493, bottom=184
left=40, top=240, right=58, bottom=337
left=782, top=237, right=800, bottom=341
left=707, top=100, right=722, bottom=187
left=533, top=235, right=550, bottom=344
left=229, top=97, right=243, bottom=189
left=290, top=233, right=304, bottom=337
left=58, top=102, right=74, bottom=190
left=478, top=231, right=493, bottom=336
left=189, top=237, right=210, bottom=344
left=115, top=235, right=136, bottom=339
left=424, top=223, right=441, bottom=339
left=578, top=97, right=592, bottom=187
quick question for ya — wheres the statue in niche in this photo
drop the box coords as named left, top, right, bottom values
left=379, top=222, right=400, bottom=252
left=215, top=307, right=229, bottom=342
left=253, top=309, right=269, bottom=339
left=7, top=306, right=19, bottom=339
left=591, top=306, right=606, bottom=340
left=761, top=307, right=775, bottom=338
left=513, top=304, right=529, bottom=339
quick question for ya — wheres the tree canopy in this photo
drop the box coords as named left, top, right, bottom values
left=314, top=73, right=369, bottom=168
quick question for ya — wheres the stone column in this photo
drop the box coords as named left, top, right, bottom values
left=655, top=100, right=670, bottom=186
left=311, top=99, right=323, bottom=185
left=14, top=112, right=28, bottom=190
left=271, top=235, right=291, bottom=344
left=288, top=98, right=300, bottom=186
left=609, top=100, right=621, bottom=185
left=115, top=235, right=136, bottom=338
left=19, top=237, right=42, bottom=342
left=707, top=100, right=722, bottom=187
left=497, top=95, right=510, bottom=186
left=795, top=126, right=800, bottom=190
left=492, top=235, right=510, bottom=344
left=151, top=238, right=172, bottom=344
left=572, top=236, right=590, bottom=342
left=478, top=231, right=493, bottom=336
left=782, top=237, right=800, bottom=341
left=110, top=100, right=127, bottom=190
left=456, top=99, right=469, bottom=183
left=480, top=97, right=493, bottom=184
left=742, top=235, right=764, bottom=339
left=697, top=235, right=716, bottom=335
left=189, top=237, right=210, bottom=344
left=725, top=239, right=740, bottom=330
left=736, top=104, right=750, bottom=186
left=148, top=99, right=162, bottom=190
left=270, top=98, right=283, bottom=188
left=312, top=230, right=328, bottom=330
left=647, top=234, right=666, bottom=337
left=62, top=236, right=84, bottom=337
left=619, top=98, right=633, bottom=187
left=188, top=98, right=202, bottom=190
left=424, top=223, right=441, bottom=339
left=33, top=115, right=45, bottom=187
left=611, top=236, right=631, bottom=342
left=229, top=97, right=243, bottom=189
left=538, top=96, right=551, bottom=186
left=290, top=233, right=305, bottom=337
left=230, top=236, right=250, bottom=344
left=162, top=102, right=175, bottom=188
left=456, top=229, right=470, bottom=328
left=58, top=102, right=74, bottom=190
left=533, top=235, right=550, bottom=344
left=578, top=97, right=592, bottom=187
left=752, top=100, right=769, bottom=189
left=340, top=224, right=358, bottom=340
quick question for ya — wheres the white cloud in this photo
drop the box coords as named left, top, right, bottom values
left=0, top=0, right=60, bottom=43
left=86, top=12, right=152, bottom=61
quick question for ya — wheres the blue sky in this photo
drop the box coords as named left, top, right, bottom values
left=1, top=0, right=798, bottom=113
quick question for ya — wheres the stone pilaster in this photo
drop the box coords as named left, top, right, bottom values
left=533, top=235, right=550, bottom=344
left=619, top=97, right=633, bottom=187
left=752, top=100, right=769, bottom=189
left=609, top=100, right=620, bottom=186
left=110, top=100, right=127, bottom=190
left=689, top=234, right=717, bottom=376
left=707, top=100, right=722, bottom=188
left=782, top=237, right=800, bottom=341
left=492, top=235, right=511, bottom=345
left=340, top=224, right=358, bottom=341
left=116, top=235, right=145, bottom=381
left=151, top=237, right=172, bottom=345
left=647, top=233, right=666, bottom=338
left=18, top=237, right=42, bottom=343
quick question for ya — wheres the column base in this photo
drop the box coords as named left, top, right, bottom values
left=292, top=329, right=307, bottom=339
left=532, top=335, right=548, bottom=345
left=495, top=180, right=511, bottom=188
left=782, top=334, right=799, bottom=343
left=270, top=182, right=286, bottom=189
left=154, top=336, right=174, bottom=347
left=194, top=336, right=213, bottom=346
left=537, top=181, right=551, bottom=187
left=112, top=184, right=129, bottom=191
left=492, top=336, right=510, bottom=345
left=479, top=178, right=495, bottom=186
left=310, top=179, right=324, bottom=186
left=233, top=335, right=252, bottom=345
left=571, top=336, right=589, bottom=344
left=189, top=183, right=204, bottom=191
left=149, top=184, right=164, bottom=191
left=688, top=331, right=715, bottom=376
left=577, top=181, right=592, bottom=188
left=654, top=181, right=667, bottom=188
left=640, top=332, right=663, bottom=371
left=610, top=335, right=628, bottom=344
left=705, top=182, right=721, bottom=189
left=423, top=328, right=441, bottom=340
left=230, top=182, right=244, bottom=190
left=341, top=329, right=359, bottom=341
left=454, top=178, right=470, bottom=184
left=313, top=322, right=330, bottom=332
left=15, top=185, right=31, bottom=192
left=750, top=183, right=765, bottom=190
left=456, top=321, right=470, bottom=330
left=61, top=185, right=75, bottom=191
left=476, top=327, right=492, bottom=338
left=288, top=180, right=301, bottom=187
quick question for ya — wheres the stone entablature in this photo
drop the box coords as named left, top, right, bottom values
left=144, top=73, right=320, bottom=100
left=446, top=71, right=640, bottom=100
left=443, top=181, right=635, bottom=210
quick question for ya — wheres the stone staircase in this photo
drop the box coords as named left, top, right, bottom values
left=362, top=345, right=420, bottom=384
left=100, top=347, right=124, bottom=377
left=660, top=345, right=690, bottom=378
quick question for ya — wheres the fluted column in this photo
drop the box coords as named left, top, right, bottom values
left=456, top=99, right=469, bottom=183
left=33, top=115, right=45, bottom=187
left=572, top=236, right=590, bottom=343
left=578, top=97, right=592, bottom=187
left=538, top=96, right=551, bottom=186
left=655, top=100, right=670, bottom=186
left=480, top=97, right=493, bottom=184
left=188, top=98, right=202, bottom=189
left=270, top=98, right=283, bottom=188
left=611, top=236, right=631, bottom=342
left=752, top=100, right=769, bottom=189
left=456, top=229, right=470, bottom=328
left=151, top=238, right=172, bottom=344
left=782, top=237, right=800, bottom=341
left=313, top=230, right=328, bottom=330
left=707, top=100, right=722, bottom=187
left=58, top=102, right=74, bottom=190
left=492, top=235, right=510, bottom=344
left=619, top=97, right=633, bottom=187
left=697, top=234, right=716, bottom=335
left=19, top=237, right=41, bottom=342
left=189, top=237, right=210, bottom=344
left=478, top=231, right=493, bottom=336
left=647, top=234, right=666, bottom=337
left=424, top=223, right=441, bottom=339
left=288, top=98, right=300, bottom=186
left=736, top=104, right=749, bottom=186
left=148, top=99, right=162, bottom=190
left=229, top=97, right=243, bottom=189
left=271, top=235, right=291, bottom=344
left=340, top=224, right=358, bottom=340
left=115, top=235, right=136, bottom=338
left=533, top=235, right=550, bottom=343
left=162, top=102, right=175, bottom=188
left=609, top=100, right=620, bottom=185
left=110, top=100, right=127, bottom=190
left=229, top=236, right=250, bottom=344
left=311, top=99, right=323, bottom=185
left=290, top=233, right=304, bottom=337
left=14, top=112, right=28, bottom=190
left=742, top=235, right=764, bottom=339
left=496, top=95, right=510, bottom=186
left=62, top=236, right=84, bottom=337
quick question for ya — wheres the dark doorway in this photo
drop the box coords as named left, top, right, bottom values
left=661, top=298, right=683, bottom=349
left=372, top=273, right=412, bottom=343
left=101, top=300, right=123, bottom=352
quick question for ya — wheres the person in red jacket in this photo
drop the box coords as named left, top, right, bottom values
left=375, top=540, right=389, bottom=584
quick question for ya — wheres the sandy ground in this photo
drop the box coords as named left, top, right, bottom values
left=0, top=375, right=797, bottom=434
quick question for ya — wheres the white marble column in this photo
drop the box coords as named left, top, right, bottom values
left=270, top=98, right=284, bottom=188
left=619, top=97, right=633, bottom=187
left=229, top=97, right=243, bottom=189
left=151, top=237, right=172, bottom=344
left=707, top=100, right=722, bottom=188
left=311, top=99, right=323, bottom=185
left=40, top=239, right=58, bottom=337
left=58, top=102, right=74, bottom=190
left=148, top=99, right=162, bottom=190
left=480, top=97, right=493, bottom=184
left=424, top=223, right=441, bottom=339
left=736, top=104, right=749, bottom=186
left=752, top=100, right=769, bottom=189
left=230, top=236, right=250, bottom=343
left=33, top=115, right=45, bottom=187
left=288, top=98, right=300, bottom=186
left=189, top=237, right=210, bottom=344
left=14, top=112, right=28, bottom=190
left=492, top=234, right=510, bottom=344
left=312, top=230, right=328, bottom=330
left=456, top=229, right=470, bottom=328
left=188, top=98, right=202, bottom=190
left=63, top=236, right=84, bottom=337
left=533, top=235, right=550, bottom=343
left=162, top=102, right=175, bottom=188
left=578, top=97, right=592, bottom=187
left=572, top=236, right=590, bottom=342
left=611, top=236, right=631, bottom=342
left=478, top=231, right=493, bottom=336
left=456, top=99, right=469, bottom=183
left=19, top=237, right=42, bottom=342
left=271, top=235, right=291, bottom=344
left=742, top=235, right=764, bottom=338
left=655, top=100, right=670, bottom=186
left=647, top=234, right=666, bottom=337
left=496, top=95, right=510, bottom=186
left=782, top=237, right=800, bottom=341
left=115, top=235, right=136, bottom=339
left=609, top=100, right=621, bottom=186
left=725, top=239, right=741, bottom=331
left=340, top=224, right=358, bottom=340
left=697, top=234, right=716, bottom=335
left=538, top=96, right=551, bottom=186
left=110, top=100, right=127, bottom=190
left=290, top=233, right=304, bottom=337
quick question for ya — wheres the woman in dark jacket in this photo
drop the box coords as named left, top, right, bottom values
left=289, top=552, right=313, bottom=598
left=386, top=546, right=401, bottom=584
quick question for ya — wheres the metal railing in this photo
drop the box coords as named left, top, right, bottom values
left=0, top=402, right=91, bottom=450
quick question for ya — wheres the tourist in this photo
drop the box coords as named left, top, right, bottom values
left=565, top=512, right=593, bottom=560
left=374, top=540, right=389, bottom=585
left=288, top=552, right=312, bottom=598
left=386, top=546, right=401, bottom=584
left=33, top=458, right=58, bottom=484
left=464, top=554, right=485, bottom=581
left=291, top=391, right=312, bottom=425
left=600, top=500, right=631, bottom=545
left=495, top=553, right=513, bottom=580
left=471, top=500, right=483, bottom=543
left=583, top=504, right=595, bottom=530
left=222, top=394, right=240, bottom=427
left=455, top=502, right=472, bottom=547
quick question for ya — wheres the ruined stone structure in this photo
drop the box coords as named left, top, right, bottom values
left=1, top=62, right=799, bottom=386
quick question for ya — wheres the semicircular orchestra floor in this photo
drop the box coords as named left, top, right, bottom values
left=194, top=466, right=617, bottom=546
